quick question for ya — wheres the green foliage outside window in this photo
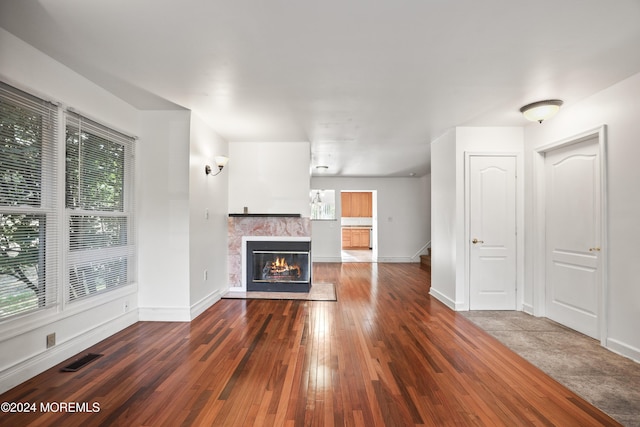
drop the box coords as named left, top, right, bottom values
left=0, top=98, right=47, bottom=316
left=65, top=122, right=130, bottom=302
left=65, top=126, right=124, bottom=211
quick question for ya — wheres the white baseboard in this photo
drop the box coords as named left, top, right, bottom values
left=522, top=303, right=534, bottom=315
left=312, top=257, right=342, bottom=262
left=0, top=311, right=137, bottom=394
left=190, top=290, right=223, bottom=320
left=429, top=288, right=456, bottom=310
left=376, top=257, right=418, bottom=263
left=606, top=337, right=640, bottom=363
left=138, top=306, right=191, bottom=322
left=313, top=257, right=422, bottom=263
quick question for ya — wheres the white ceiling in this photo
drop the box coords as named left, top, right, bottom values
left=2, top=0, right=640, bottom=177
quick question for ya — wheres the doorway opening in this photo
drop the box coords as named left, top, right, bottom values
left=340, top=190, right=377, bottom=263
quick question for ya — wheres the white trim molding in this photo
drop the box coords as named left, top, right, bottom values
left=190, top=289, right=224, bottom=320
left=532, top=125, right=608, bottom=346
left=429, top=288, right=458, bottom=310
left=463, top=152, right=525, bottom=312
left=0, top=311, right=137, bottom=394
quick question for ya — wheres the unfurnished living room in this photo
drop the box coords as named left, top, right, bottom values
left=1, top=1, right=639, bottom=426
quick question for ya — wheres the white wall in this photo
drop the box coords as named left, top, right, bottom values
left=523, top=71, right=640, bottom=362
left=0, top=28, right=139, bottom=393
left=188, top=114, right=229, bottom=316
left=311, top=176, right=431, bottom=262
left=430, top=127, right=524, bottom=310
left=0, top=28, right=232, bottom=393
left=137, top=110, right=192, bottom=321
left=138, top=112, right=230, bottom=322
left=228, top=142, right=311, bottom=216
left=430, top=130, right=457, bottom=307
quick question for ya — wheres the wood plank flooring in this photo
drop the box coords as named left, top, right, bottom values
left=0, top=263, right=621, bottom=426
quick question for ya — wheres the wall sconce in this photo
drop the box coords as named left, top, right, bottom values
left=520, top=99, right=563, bottom=123
left=205, top=156, right=229, bottom=176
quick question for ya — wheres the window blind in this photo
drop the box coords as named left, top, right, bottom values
left=65, top=112, right=136, bottom=301
left=0, top=82, right=59, bottom=319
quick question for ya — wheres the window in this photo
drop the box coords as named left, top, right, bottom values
left=65, top=112, right=135, bottom=301
left=0, top=82, right=58, bottom=319
left=0, top=81, right=136, bottom=321
left=310, top=189, right=336, bottom=220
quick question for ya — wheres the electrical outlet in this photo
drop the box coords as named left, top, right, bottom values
left=46, top=333, right=56, bottom=348
left=124, top=301, right=129, bottom=312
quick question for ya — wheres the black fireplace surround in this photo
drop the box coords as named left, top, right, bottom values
left=246, top=240, right=311, bottom=292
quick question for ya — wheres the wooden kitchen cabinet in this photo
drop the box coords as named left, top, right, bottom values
left=342, top=228, right=352, bottom=248
left=342, top=227, right=370, bottom=249
left=341, top=192, right=372, bottom=217
left=341, top=192, right=352, bottom=217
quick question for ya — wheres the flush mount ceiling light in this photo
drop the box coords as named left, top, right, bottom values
left=205, top=155, right=229, bottom=176
left=520, top=99, right=563, bottom=123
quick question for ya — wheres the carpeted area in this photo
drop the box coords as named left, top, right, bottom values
left=461, top=310, right=640, bottom=426
left=222, top=282, right=336, bottom=301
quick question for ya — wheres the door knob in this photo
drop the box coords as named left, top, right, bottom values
left=472, top=238, right=484, bottom=244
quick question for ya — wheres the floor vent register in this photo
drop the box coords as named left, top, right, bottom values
left=61, top=353, right=103, bottom=372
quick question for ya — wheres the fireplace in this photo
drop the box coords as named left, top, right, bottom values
left=246, top=240, right=311, bottom=292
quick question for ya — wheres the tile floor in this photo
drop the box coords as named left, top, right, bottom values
left=341, top=249, right=373, bottom=262
left=461, top=310, right=640, bottom=426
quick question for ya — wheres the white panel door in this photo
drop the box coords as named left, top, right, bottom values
left=469, top=156, right=517, bottom=310
left=545, top=137, right=601, bottom=339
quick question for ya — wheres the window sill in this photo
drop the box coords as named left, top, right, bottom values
left=0, top=283, right=137, bottom=342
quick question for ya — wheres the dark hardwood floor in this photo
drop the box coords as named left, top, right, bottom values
left=0, top=263, right=620, bottom=426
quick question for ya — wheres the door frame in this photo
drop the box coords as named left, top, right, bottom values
left=464, top=152, right=524, bottom=311
left=532, top=125, right=608, bottom=345
left=339, top=190, right=378, bottom=263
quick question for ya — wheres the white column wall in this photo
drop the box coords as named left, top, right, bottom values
left=430, top=130, right=457, bottom=308
left=137, top=110, right=192, bottom=321
left=430, top=127, right=524, bottom=310
left=188, top=114, right=229, bottom=316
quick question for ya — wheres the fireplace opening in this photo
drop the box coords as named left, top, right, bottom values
left=246, top=240, right=311, bottom=292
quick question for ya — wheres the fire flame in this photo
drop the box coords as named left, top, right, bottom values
left=268, top=257, right=301, bottom=277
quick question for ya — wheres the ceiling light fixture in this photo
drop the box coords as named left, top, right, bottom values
left=205, top=155, right=229, bottom=176
left=520, top=99, right=563, bottom=123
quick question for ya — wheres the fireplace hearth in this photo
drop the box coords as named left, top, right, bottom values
left=246, top=240, right=311, bottom=292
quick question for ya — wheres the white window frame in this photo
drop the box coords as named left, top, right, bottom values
left=64, top=111, right=136, bottom=304
left=0, top=82, right=59, bottom=322
left=0, top=81, right=137, bottom=333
